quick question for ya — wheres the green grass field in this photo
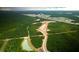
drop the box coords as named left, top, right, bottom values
left=0, top=11, right=79, bottom=52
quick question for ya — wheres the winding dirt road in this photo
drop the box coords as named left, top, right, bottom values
left=36, top=21, right=49, bottom=52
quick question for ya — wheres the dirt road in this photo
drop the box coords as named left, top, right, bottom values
left=36, top=21, right=49, bottom=52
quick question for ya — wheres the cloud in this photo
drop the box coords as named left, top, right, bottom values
left=0, top=7, right=77, bottom=11
left=0, top=7, right=13, bottom=11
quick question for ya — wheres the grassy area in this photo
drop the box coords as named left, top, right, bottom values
left=4, top=38, right=26, bottom=52
left=47, top=31, right=79, bottom=52
left=31, top=36, right=43, bottom=48
left=0, top=11, right=79, bottom=52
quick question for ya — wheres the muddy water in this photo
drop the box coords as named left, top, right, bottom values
left=21, top=37, right=33, bottom=51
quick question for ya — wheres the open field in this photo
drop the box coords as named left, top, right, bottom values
left=0, top=11, right=79, bottom=52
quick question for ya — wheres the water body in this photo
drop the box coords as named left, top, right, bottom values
left=21, top=37, right=33, bottom=51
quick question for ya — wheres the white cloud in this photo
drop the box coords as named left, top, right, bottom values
left=0, top=8, right=12, bottom=11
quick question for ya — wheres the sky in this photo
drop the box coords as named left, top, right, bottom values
left=0, top=7, right=79, bottom=11
left=0, top=0, right=79, bottom=11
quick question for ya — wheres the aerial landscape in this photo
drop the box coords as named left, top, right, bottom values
left=0, top=7, right=79, bottom=52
